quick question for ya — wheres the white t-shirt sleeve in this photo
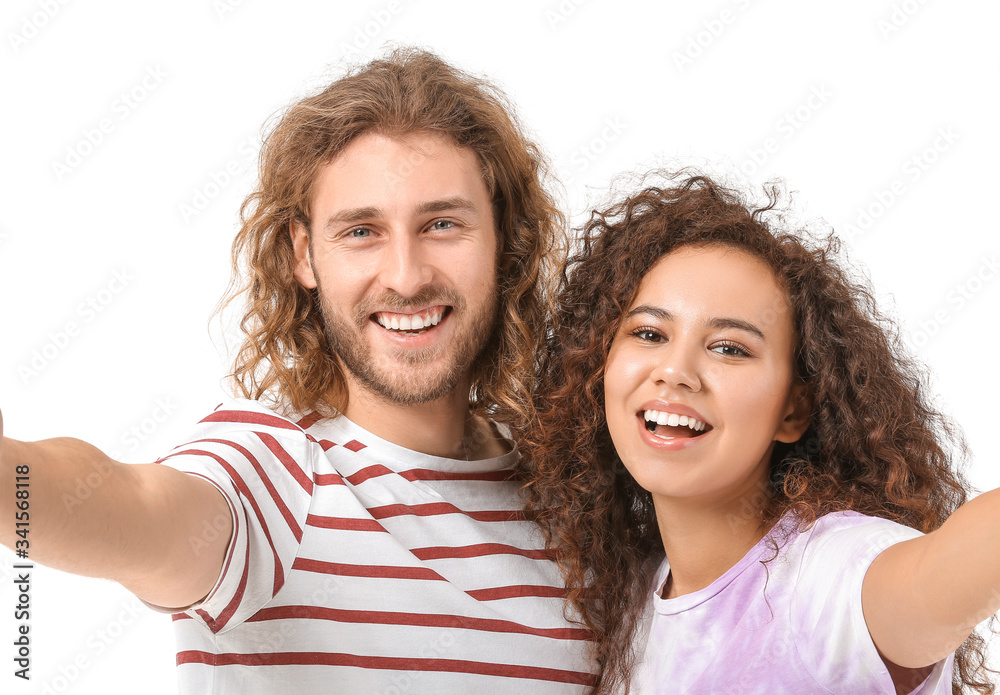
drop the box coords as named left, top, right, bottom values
left=154, top=402, right=318, bottom=633
left=789, top=512, right=951, bottom=692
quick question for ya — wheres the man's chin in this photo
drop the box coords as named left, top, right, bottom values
left=348, top=362, right=466, bottom=407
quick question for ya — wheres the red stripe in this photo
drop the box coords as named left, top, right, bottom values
left=201, top=410, right=300, bottom=431
left=411, top=543, right=550, bottom=561
left=292, top=557, right=446, bottom=582
left=331, top=466, right=520, bottom=484
left=465, top=585, right=568, bottom=601
left=296, top=412, right=323, bottom=429
left=202, top=512, right=254, bottom=633
left=198, top=439, right=304, bottom=543
left=163, top=448, right=285, bottom=599
left=315, top=473, right=346, bottom=486
left=305, top=514, right=387, bottom=533
left=246, top=605, right=591, bottom=641
left=368, top=502, right=523, bottom=522
left=255, top=432, right=313, bottom=494
left=171, top=613, right=192, bottom=621
left=345, top=464, right=394, bottom=485
left=176, top=650, right=595, bottom=685
left=401, top=469, right=520, bottom=482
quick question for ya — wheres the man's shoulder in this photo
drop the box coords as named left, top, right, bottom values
left=162, top=398, right=329, bottom=458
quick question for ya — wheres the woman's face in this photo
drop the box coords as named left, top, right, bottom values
left=603, top=244, right=810, bottom=512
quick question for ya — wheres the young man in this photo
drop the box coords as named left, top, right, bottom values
left=1, top=49, right=594, bottom=693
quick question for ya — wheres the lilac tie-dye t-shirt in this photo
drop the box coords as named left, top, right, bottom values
left=632, top=511, right=954, bottom=694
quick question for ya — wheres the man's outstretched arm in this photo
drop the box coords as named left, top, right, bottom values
left=0, top=410, right=232, bottom=609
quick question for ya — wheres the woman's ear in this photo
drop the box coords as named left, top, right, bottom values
left=776, top=381, right=812, bottom=444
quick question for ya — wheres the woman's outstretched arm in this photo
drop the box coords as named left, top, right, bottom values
left=863, top=487, right=1000, bottom=668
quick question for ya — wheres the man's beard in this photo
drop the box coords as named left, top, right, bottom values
left=317, top=284, right=499, bottom=406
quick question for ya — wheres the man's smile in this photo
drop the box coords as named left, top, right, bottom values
left=372, top=305, right=449, bottom=335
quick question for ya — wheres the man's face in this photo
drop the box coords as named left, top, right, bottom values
left=291, top=131, right=500, bottom=406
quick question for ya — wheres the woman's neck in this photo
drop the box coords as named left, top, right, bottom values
left=653, top=494, right=775, bottom=599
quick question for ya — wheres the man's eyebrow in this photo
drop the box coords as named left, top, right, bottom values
left=623, top=305, right=766, bottom=341
left=324, top=206, right=382, bottom=227
left=322, top=197, right=479, bottom=230
left=415, top=196, right=479, bottom=216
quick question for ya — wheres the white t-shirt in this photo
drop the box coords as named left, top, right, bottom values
left=156, top=399, right=595, bottom=694
left=632, top=511, right=953, bottom=694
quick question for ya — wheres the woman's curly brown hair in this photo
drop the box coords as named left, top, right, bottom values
left=219, top=46, right=564, bottom=427
left=519, top=171, right=994, bottom=694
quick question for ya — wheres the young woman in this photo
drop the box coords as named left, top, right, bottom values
left=521, top=173, right=997, bottom=694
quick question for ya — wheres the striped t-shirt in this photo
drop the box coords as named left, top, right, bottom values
left=156, top=399, right=595, bottom=694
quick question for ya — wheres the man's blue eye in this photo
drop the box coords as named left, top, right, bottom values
left=351, top=227, right=372, bottom=238
left=431, top=220, right=454, bottom=230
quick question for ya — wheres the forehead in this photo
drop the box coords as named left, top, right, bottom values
left=632, top=244, right=791, bottom=328
left=311, top=131, right=491, bottom=215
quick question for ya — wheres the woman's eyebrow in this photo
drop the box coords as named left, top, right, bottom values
left=708, top=317, right=765, bottom=341
left=624, top=305, right=671, bottom=321
left=624, top=306, right=766, bottom=341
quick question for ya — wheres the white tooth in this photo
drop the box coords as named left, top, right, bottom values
left=656, top=412, right=669, bottom=426
left=687, top=419, right=699, bottom=431
left=411, top=315, right=424, bottom=329
left=678, top=415, right=689, bottom=426
left=399, top=315, right=412, bottom=330
left=667, top=413, right=680, bottom=427
left=644, top=410, right=657, bottom=422
left=698, top=422, right=705, bottom=431
left=376, top=314, right=387, bottom=328
left=390, top=316, right=400, bottom=330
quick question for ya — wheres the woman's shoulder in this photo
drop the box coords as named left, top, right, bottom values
left=797, top=510, right=923, bottom=552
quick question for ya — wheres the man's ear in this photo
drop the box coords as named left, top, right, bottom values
left=775, top=381, right=812, bottom=444
left=290, top=220, right=318, bottom=289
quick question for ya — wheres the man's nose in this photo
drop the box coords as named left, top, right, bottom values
left=377, top=233, right=434, bottom=297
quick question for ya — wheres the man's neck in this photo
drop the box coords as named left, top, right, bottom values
left=341, top=380, right=507, bottom=460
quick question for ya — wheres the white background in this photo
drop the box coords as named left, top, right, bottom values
left=1, top=0, right=998, bottom=693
